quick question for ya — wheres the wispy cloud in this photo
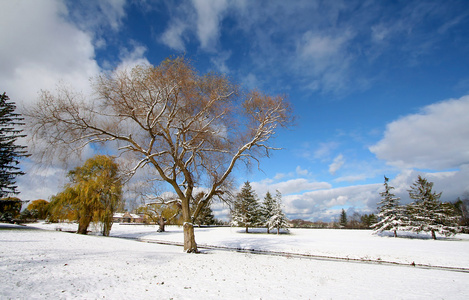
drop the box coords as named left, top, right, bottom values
left=160, top=18, right=188, bottom=51
left=191, top=0, right=229, bottom=51
left=329, top=154, right=345, bottom=175
left=160, top=0, right=229, bottom=52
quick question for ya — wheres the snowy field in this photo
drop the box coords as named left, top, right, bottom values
left=1, top=223, right=468, bottom=299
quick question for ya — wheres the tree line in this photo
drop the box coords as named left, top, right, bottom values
left=373, top=176, right=467, bottom=239
left=230, top=181, right=289, bottom=234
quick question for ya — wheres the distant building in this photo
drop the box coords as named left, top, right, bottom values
left=113, top=212, right=144, bottom=224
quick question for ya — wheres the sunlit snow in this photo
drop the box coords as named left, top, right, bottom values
left=1, top=223, right=468, bottom=299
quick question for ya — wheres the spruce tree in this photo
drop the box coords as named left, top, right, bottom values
left=194, top=204, right=215, bottom=226
left=262, top=191, right=276, bottom=233
left=406, top=175, right=460, bottom=239
left=372, top=176, right=405, bottom=237
left=339, top=209, right=347, bottom=228
left=230, top=181, right=261, bottom=233
left=0, top=93, right=28, bottom=197
left=266, top=190, right=289, bottom=234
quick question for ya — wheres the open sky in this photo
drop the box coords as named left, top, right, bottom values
left=1, top=0, right=469, bottom=221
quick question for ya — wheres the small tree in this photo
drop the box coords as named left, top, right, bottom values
left=0, top=197, right=22, bottom=222
left=0, top=92, right=29, bottom=197
left=266, top=190, right=289, bottom=234
left=27, top=199, right=49, bottom=220
left=339, top=209, right=347, bottom=228
left=261, top=191, right=276, bottom=233
left=372, top=176, right=405, bottom=237
left=360, top=213, right=377, bottom=229
left=48, top=155, right=123, bottom=236
left=231, top=181, right=261, bottom=233
left=451, top=197, right=469, bottom=230
left=406, top=175, right=460, bottom=239
left=136, top=201, right=182, bottom=232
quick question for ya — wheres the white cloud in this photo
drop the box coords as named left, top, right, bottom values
left=370, top=95, right=469, bottom=170
left=0, top=0, right=135, bottom=202
left=283, top=183, right=382, bottom=221
left=334, top=174, right=368, bottom=183
left=67, top=0, right=127, bottom=33
left=295, top=166, right=309, bottom=176
left=160, top=0, right=229, bottom=52
left=191, top=0, right=229, bottom=51
left=313, top=142, right=339, bottom=160
left=0, top=0, right=100, bottom=106
left=329, top=154, right=345, bottom=175
left=298, top=31, right=351, bottom=73
left=116, top=43, right=150, bottom=70
left=282, top=166, right=469, bottom=221
left=160, top=18, right=188, bottom=51
left=251, top=178, right=331, bottom=198
left=210, top=51, right=232, bottom=73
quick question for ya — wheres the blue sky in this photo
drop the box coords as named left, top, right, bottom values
left=1, top=0, right=469, bottom=221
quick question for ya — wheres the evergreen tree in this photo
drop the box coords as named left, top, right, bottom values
left=0, top=93, right=29, bottom=198
left=266, top=190, right=289, bottom=234
left=194, top=203, right=215, bottom=226
left=360, top=214, right=377, bottom=229
left=261, top=191, right=276, bottom=233
left=372, top=176, right=406, bottom=237
left=339, top=209, right=347, bottom=228
left=230, top=181, right=261, bottom=233
left=406, top=175, right=460, bottom=239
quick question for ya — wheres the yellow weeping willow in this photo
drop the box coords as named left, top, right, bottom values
left=49, top=155, right=123, bottom=236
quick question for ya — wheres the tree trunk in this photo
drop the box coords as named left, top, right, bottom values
left=393, top=230, right=397, bottom=238
left=77, top=215, right=92, bottom=234
left=158, top=215, right=165, bottom=232
left=181, top=199, right=198, bottom=253
left=431, top=230, right=437, bottom=240
left=277, top=227, right=280, bottom=235
left=102, top=220, right=112, bottom=236
left=183, top=222, right=198, bottom=253
left=245, top=225, right=249, bottom=233
left=102, top=213, right=113, bottom=236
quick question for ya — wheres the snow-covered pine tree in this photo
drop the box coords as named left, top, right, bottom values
left=266, top=190, right=289, bottom=234
left=261, top=191, right=276, bottom=233
left=372, top=176, right=406, bottom=237
left=230, top=181, right=261, bottom=233
left=406, top=175, right=460, bottom=239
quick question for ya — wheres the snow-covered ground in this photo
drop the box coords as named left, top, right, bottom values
left=1, top=223, right=468, bottom=299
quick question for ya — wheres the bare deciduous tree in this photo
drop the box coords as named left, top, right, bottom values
left=26, top=57, right=293, bottom=252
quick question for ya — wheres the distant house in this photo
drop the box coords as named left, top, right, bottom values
left=113, top=212, right=144, bottom=224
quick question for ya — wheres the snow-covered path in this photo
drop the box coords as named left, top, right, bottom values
left=1, top=223, right=469, bottom=299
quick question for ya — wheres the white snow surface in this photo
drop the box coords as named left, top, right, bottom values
left=1, top=223, right=468, bottom=299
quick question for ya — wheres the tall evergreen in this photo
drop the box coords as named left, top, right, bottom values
left=230, top=181, right=261, bottom=233
left=0, top=92, right=28, bottom=197
left=261, top=191, right=276, bottom=233
left=339, top=209, right=347, bottom=228
left=372, top=176, right=405, bottom=237
left=266, top=190, right=289, bottom=234
left=406, top=175, right=460, bottom=239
